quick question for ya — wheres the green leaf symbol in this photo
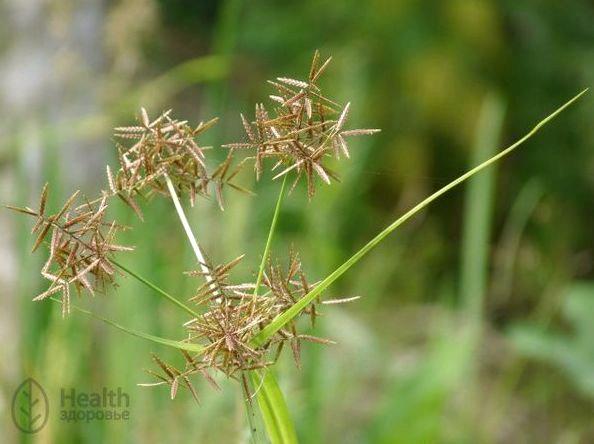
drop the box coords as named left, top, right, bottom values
left=12, top=378, right=49, bottom=434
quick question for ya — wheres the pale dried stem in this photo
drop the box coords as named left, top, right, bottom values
left=164, top=174, right=219, bottom=298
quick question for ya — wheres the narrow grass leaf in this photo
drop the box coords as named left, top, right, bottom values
left=250, top=370, right=298, bottom=444
left=251, top=89, right=588, bottom=347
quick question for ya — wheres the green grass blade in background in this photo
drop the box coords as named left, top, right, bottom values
left=251, top=89, right=587, bottom=347
left=369, top=326, right=475, bottom=443
left=491, top=179, right=544, bottom=304
left=0, top=56, right=231, bottom=156
left=460, top=93, right=505, bottom=322
left=251, top=370, right=298, bottom=444
left=207, top=0, right=244, bottom=135
left=116, top=55, right=230, bottom=114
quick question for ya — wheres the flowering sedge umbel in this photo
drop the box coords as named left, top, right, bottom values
left=6, top=187, right=132, bottom=317
left=7, top=51, right=377, bottom=402
left=224, top=50, right=380, bottom=198
left=142, top=251, right=351, bottom=401
left=111, top=108, right=250, bottom=213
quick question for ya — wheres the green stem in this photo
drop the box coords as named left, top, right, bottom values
left=253, top=176, right=287, bottom=298
left=251, top=89, right=588, bottom=347
left=14, top=205, right=199, bottom=319
left=112, top=259, right=199, bottom=319
left=49, top=297, right=203, bottom=353
left=247, top=175, right=296, bottom=443
left=241, top=380, right=264, bottom=444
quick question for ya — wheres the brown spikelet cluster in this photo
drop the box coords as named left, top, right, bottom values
left=111, top=108, right=249, bottom=213
left=224, top=50, right=380, bottom=198
left=7, top=109, right=242, bottom=315
left=8, top=52, right=373, bottom=404
left=6, top=185, right=133, bottom=316
left=143, top=250, right=350, bottom=401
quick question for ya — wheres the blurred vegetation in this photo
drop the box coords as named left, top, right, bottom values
left=2, top=0, right=593, bottom=443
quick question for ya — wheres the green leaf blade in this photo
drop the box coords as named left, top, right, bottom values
left=252, top=89, right=588, bottom=347
left=250, top=370, right=298, bottom=444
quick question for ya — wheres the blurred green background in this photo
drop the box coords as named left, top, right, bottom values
left=1, top=0, right=593, bottom=443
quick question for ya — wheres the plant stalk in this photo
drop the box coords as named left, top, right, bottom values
left=250, top=176, right=287, bottom=318
left=112, top=259, right=199, bottom=318
left=49, top=297, right=203, bottom=352
left=12, top=207, right=199, bottom=319
left=164, top=174, right=219, bottom=300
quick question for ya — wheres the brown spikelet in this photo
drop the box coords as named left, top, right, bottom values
left=111, top=109, right=247, bottom=211
left=31, top=222, right=52, bottom=253
left=117, top=192, right=144, bottom=221
left=225, top=51, right=380, bottom=198
left=139, top=245, right=348, bottom=401
left=38, top=183, right=49, bottom=216
left=8, top=183, right=133, bottom=315
left=4, top=205, right=38, bottom=216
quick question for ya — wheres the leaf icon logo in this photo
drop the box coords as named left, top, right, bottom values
left=11, top=378, right=49, bottom=433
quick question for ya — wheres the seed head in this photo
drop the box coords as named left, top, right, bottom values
left=224, top=50, right=380, bottom=198
left=6, top=184, right=133, bottom=316
left=112, top=108, right=249, bottom=212
left=144, top=249, right=355, bottom=398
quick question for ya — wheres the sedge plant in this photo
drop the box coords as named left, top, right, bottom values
left=6, top=51, right=587, bottom=443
